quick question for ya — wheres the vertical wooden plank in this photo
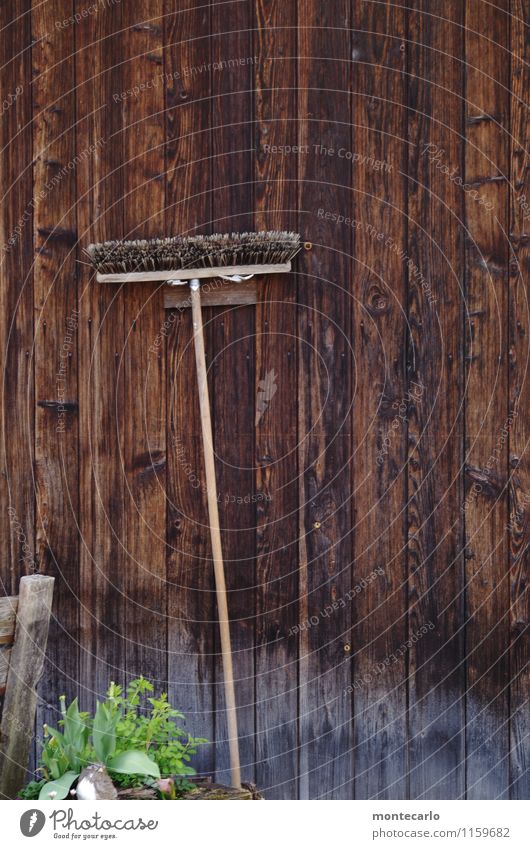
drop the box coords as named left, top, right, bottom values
left=297, top=5, right=354, bottom=799
left=76, top=1, right=127, bottom=702
left=0, top=575, right=54, bottom=799
left=32, top=0, right=80, bottom=737
left=0, top=0, right=34, bottom=597
left=165, top=1, right=215, bottom=773
left=120, top=2, right=167, bottom=686
left=350, top=1, right=409, bottom=799
left=210, top=321, right=255, bottom=786
left=407, top=1, right=465, bottom=798
left=464, top=0, right=510, bottom=799
left=210, top=0, right=256, bottom=784
left=254, top=0, right=298, bottom=799
left=509, top=0, right=530, bottom=802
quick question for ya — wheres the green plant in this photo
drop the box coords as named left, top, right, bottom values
left=19, top=779, right=46, bottom=800
left=110, top=678, right=206, bottom=788
left=41, top=696, right=90, bottom=782
left=31, top=678, right=207, bottom=801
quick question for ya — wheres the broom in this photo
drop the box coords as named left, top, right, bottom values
left=87, top=231, right=301, bottom=789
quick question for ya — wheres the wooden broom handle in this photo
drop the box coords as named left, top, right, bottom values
left=190, top=280, right=242, bottom=789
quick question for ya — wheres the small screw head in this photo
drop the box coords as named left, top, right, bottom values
left=304, top=241, right=312, bottom=250
left=313, top=521, right=321, bottom=529
left=344, top=644, right=351, bottom=652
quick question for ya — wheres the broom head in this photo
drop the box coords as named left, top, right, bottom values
left=87, top=231, right=301, bottom=281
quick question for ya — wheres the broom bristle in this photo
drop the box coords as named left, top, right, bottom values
left=86, top=231, right=301, bottom=275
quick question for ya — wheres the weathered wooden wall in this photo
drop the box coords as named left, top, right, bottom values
left=0, top=0, right=528, bottom=799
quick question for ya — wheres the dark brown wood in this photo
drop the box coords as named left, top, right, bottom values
left=0, top=0, right=34, bottom=597
left=297, top=1, right=354, bottom=799
left=190, top=283, right=242, bottom=788
left=253, top=0, right=299, bottom=800
left=164, top=280, right=258, bottom=309
left=32, top=0, right=80, bottom=742
left=464, top=0, right=510, bottom=799
left=0, top=0, right=35, bottom=772
left=0, top=575, right=54, bottom=799
left=210, top=0, right=256, bottom=786
left=509, top=0, right=530, bottom=802
left=76, top=0, right=127, bottom=700
left=120, top=1, right=167, bottom=687
left=210, top=293, right=256, bottom=786
left=0, top=0, right=527, bottom=803
left=350, top=0, right=409, bottom=800
left=164, top=0, right=215, bottom=776
left=407, top=0, right=466, bottom=799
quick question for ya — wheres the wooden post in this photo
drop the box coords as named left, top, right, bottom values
left=0, top=574, right=54, bottom=799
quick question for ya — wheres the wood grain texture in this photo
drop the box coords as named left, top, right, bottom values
left=210, top=0, right=256, bottom=785
left=99, top=264, right=290, bottom=283
left=0, top=0, right=35, bottom=772
left=32, top=0, right=80, bottom=744
left=0, top=0, right=526, bottom=802
left=0, top=598, right=16, bottom=702
left=464, top=0, right=510, bottom=800
left=508, top=0, right=530, bottom=802
left=297, top=1, right=354, bottom=799
left=76, top=0, right=128, bottom=702
left=0, top=598, right=18, bottom=641
left=350, top=0, right=409, bottom=800
left=0, top=0, right=34, bottom=597
left=0, top=649, right=11, bottom=697
left=120, top=0, right=167, bottom=686
left=407, top=0, right=466, bottom=800
left=190, top=283, right=242, bottom=788
left=164, top=0, right=215, bottom=776
left=0, top=575, right=54, bottom=799
left=164, top=280, right=257, bottom=309
left=254, top=0, right=299, bottom=800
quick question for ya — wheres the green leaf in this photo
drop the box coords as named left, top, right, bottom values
left=107, top=750, right=160, bottom=778
left=93, top=702, right=117, bottom=764
left=39, top=771, right=79, bottom=801
left=47, top=758, right=61, bottom=781
left=63, top=699, right=88, bottom=748
left=45, top=725, right=65, bottom=746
